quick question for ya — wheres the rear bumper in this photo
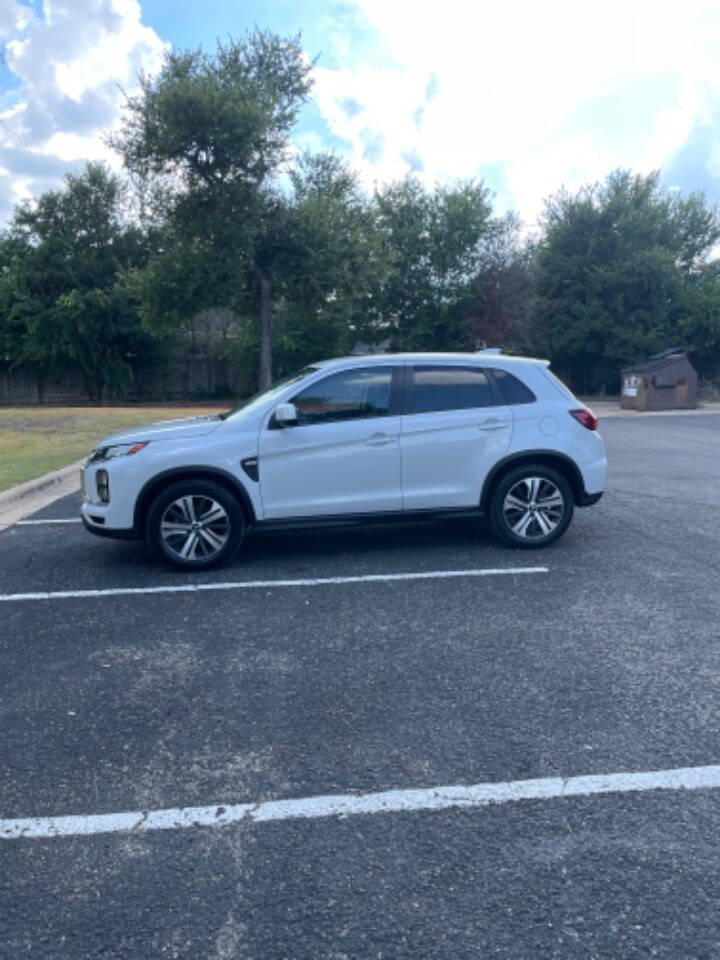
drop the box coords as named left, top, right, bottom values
left=81, top=513, right=141, bottom=541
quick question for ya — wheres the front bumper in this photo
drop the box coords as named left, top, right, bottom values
left=81, top=513, right=141, bottom=541
left=80, top=457, right=143, bottom=536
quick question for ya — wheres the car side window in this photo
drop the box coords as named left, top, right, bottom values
left=410, top=366, right=495, bottom=414
left=291, top=367, right=393, bottom=425
left=490, top=369, right=537, bottom=404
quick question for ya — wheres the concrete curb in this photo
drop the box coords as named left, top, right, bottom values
left=0, top=459, right=84, bottom=531
left=595, top=404, right=720, bottom=419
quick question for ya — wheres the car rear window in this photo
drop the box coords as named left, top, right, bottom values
left=411, top=366, right=495, bottom=413
left=491, top=369, right=536, bottom=405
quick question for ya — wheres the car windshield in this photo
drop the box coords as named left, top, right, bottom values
left=223, top=366, right=319, bottom=420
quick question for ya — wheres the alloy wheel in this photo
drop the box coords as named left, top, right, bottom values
left=502, top=476, right=565, bottom=541
left=160, top=495, right=231, bottom=562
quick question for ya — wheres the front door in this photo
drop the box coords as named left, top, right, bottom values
left=400, top=365, right=513, bottom=509
left=259, top=365, right=402, bottom=519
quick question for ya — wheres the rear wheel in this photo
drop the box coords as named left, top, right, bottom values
left=146, top=480, right=245, bottom=570
left=489, top=464, right=573, bottom=549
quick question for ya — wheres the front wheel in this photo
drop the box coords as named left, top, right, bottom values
left=146, top=480, right=245, bottom=570
left=489, top=465, right=573, bottom=549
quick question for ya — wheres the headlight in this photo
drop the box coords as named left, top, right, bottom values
left=96, top=469, right=110, bottom=503
left=100, top=442, right=149, bottom=461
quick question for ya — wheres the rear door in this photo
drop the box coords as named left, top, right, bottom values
left=400, top=364, right=513, bottom=510
left=259, top=365, right=403, bottom=519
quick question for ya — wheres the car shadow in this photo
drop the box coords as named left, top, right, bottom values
left=240, top=516, right=494, bottom=564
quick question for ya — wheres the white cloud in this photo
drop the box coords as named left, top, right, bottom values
left=313, top=64, right=429, bottom=186
left=0, top=1, right=32, bottom=38
left=312, top=0, right=720, bottom=221
left=0, top=0, right=167, bottom=223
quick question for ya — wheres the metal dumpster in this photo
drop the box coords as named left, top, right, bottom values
left=621, top=349, right=698, bottom=411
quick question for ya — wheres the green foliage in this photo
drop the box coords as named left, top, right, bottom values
left=111, top=29, right=314, bottom=388
left=4, top=30, right=720, bottom=405
left=368, top=177, right=493, bottom=351
left=265, top=153, right=378, bottom=371
left=469, top=212, right=533, bottom=351
left=113, top=31, right=312, bottom=191
left=53, top=284, right=161, bottom=399
left=532, top=169, right=720, bottom=392
left=674, top=261, right=720, bottom=377
left=130, top=230, right=233, bottom=337
left=0, top=162, right=160, bottom=399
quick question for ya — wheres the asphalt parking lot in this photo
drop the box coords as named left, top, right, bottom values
left=1, top=413, right=720, bottom=959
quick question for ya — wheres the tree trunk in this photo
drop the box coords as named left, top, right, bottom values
left=257, top=267, right=273, bottom=390
left=80, top=365, right=102, bottom=403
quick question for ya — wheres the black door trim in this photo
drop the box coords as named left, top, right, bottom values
left=253, top=505, right=484, bottom=533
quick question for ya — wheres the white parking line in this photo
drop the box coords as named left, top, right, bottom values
left=0, top=566, right=548, bottom=603
left=3, top=762, right=719, bottom=841
left=16, top=518, right=82, bottom=525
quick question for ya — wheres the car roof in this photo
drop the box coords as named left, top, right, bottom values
left=312, top=352, right=550, bottom=369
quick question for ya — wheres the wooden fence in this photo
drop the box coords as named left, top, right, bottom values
left=0, top=354, right=243, bottom=404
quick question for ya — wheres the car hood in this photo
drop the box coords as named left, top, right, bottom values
left=98, top=416, right=224, bottom=448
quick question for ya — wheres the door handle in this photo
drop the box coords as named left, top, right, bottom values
left=365, top=432, right=395, bottom=446
left=478, top=419, right=508, bottom=431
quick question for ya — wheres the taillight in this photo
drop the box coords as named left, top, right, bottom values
left=570, top=408, right=598, bottom=431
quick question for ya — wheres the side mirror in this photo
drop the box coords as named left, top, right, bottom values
left=274, top=402, right=298, bottom=427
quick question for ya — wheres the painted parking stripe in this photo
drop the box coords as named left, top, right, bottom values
left=16, top=518, right=82, bottom=525
left=0, top=566, right=548, bottom=603
left=3, top=763, right=720, bottom=841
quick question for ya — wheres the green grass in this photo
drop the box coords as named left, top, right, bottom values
left=0, top=405, right=228, bottom=492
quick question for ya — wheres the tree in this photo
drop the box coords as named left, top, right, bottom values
left=367, top=178, right=493, bottom=351
left=255, top=152, right=377, bottom=374
left=673, top=261, right=720, bottom=378
left=667, top=192, right=720, bottom=378
left=467, top=212, right=533, bottom=351
left=130, top=150, right=375, bottom=391
left=111, top=30, right=313, bottom=388
left=532, top=170, right=720, bottom=392
left=0, top=162, right=156, bottom=400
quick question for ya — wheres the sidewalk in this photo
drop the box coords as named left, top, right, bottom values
left=587, top=400, right=720, bottom=419
left=0, top=460, right=83, bottom=532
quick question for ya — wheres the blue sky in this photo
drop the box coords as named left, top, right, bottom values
left=1, top=0, right=720, bottom=226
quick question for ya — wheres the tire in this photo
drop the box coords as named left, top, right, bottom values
left=146, top=479, right=245, bottom=571
left=489, top=464, right=574, bottom=549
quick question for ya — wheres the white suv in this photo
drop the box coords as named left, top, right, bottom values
left=80, top=353, right=606, bottom=570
